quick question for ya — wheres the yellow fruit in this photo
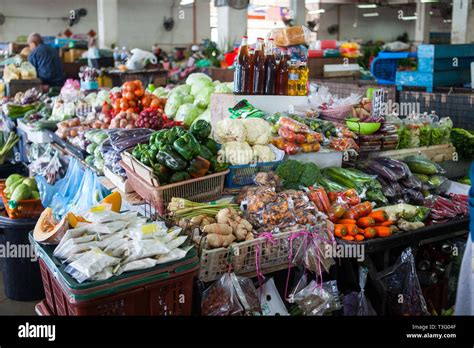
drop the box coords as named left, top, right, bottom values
left=101, top=191, right=122, bottom=213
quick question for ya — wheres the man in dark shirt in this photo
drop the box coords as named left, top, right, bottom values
left=27, top=33, right=65, bottom=87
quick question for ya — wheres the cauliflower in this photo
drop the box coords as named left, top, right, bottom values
left=252, top=145, right=276, bottom=163
left=243, top=118, right=272, bottom=145
left=218, top=141, right=253, bottom=165
left=214, top=118, right=247, bottom=143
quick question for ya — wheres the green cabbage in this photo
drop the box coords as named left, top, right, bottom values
left=191, top=107, right=211, bottom=126
left=214, top=82, right=233, bottom=94
left=185, top=73, right=212, bottom=86
left=175, top=103, right=204, bottom=127
left=190, top=79, right=214, bottom=96
left=164, top=93, right=184, bottom=118
left=183, top=94, right=195, bottom=104
left=152, top=87, right=168, bottom=98
left=169, top=84, right=191, bottom=97
left=193, top=86, right=214, bottom=108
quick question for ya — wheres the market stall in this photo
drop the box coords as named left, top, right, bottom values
left=0, top=42, right=471, bottom=317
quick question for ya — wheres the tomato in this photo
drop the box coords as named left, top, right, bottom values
left=150, top=98, right=160, bottom=108
left=124, top=91, right=135, bottom=100
left=128, top=99, right=137, bottom=108
left=124, top=82, right=136, bottom=92
left=113, top=100, right=121, bottom=111
left=120, top=100, right=129, bottom=111
left=133, top=80, right=143, bottom=88
left=141, top=96, right=151, bottom=107
left=134, top=88, right=144, bottom=98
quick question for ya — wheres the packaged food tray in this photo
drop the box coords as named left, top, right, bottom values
left=30, top=232, right=199, bottom=315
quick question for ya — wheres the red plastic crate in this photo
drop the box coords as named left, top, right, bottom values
left=38, top=258, right=199, bottom=316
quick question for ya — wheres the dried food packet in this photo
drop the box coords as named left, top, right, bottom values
left=202, top=273, right=243, bottom=316
left=65, top=247, right=121, bottom=283
left=228, top=99, right=267, bottom=119
left=128, top=221, right=168, bottom=240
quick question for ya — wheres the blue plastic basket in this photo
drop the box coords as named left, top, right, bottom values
left=224, top=160, right=283, bottom=189
left=370, top=51, right=417, bottom=85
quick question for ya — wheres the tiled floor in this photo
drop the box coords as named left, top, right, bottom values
left=0, top=274, right=37, bottom=315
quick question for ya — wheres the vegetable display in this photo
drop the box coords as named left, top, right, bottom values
left=0, top=132, right=20, bottom=165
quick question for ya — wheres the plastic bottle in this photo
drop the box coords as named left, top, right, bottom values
left=120, top=47, right=128, bottom=64
left=297, top=61, right=309, bottom=96
left=252, top=38, right=265, bottom=95
left=233, top=36, right=251, bottom=95
left=275, top=48, right=289, bottom=95
left=113, top=47, right=120, bottom=67
left=288, top=59, right=299, bottom=96
left=264, top=38, right=277, bottom=95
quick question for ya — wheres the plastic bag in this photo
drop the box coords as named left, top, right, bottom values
left=376, top=247, right=429, bottom=316
left=201, top=273, right=261, bottom=316
left=126, top=48, right=157, bottom=70
left=357, top=266, right=376, bottom=315
left=228, top=99, right=266, bottom=119
left=293, top=280, right=332, bottom=315
left=268, top=26, right=312, bottom=47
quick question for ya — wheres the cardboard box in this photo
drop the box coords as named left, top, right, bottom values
left=62, top=48, right=86, bottom=63
left=308, top=57, right=357, bottom=79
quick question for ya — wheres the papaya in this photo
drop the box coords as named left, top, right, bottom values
left=33, top=208, right=69, bottom=243
left=5, top=179, right=23, bottom=198
left=31, top=191, right=41, bottom=200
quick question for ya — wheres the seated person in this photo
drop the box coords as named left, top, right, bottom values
left=27, top=32, right=65, bottom=87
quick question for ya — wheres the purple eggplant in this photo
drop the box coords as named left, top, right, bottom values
left=374, top=157, right=410, bottom=179
left=404, top=188, right=425, bottom=205
left=400, top=174, right=423, bottom=190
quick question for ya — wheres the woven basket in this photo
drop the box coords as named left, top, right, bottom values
left=320, top=104, right=354, bottom=121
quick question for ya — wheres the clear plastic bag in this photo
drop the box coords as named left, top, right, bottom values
left=376, top=247, right=429, bottom=316
left=357, top=266, right=376, bottom=315
left=201, top=273, right=261, bottom=316
left=268, top=26, right=312, bottom=47
left=293, top=280, right=332, bottom=315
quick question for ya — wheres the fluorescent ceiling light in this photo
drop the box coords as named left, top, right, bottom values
left=363, top=12, right=379, bottom=17
left=357, top=4, right=377, bottom=8
left=401, top=16, right=417, bottom=20
left=443, top=19, right=452, bottom=23
left=429, top=11, right=433, bottom=15
left=180, top=0, right=194, bottom=5
left=308, top=9, right=325, bottom=14
left=421, top=0, right=438, bottom=3
left=306, top=0, right=320, bottom=3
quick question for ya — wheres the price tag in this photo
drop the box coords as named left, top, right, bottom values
left=90, top=205, right=105, bottom=213
left=141, top=224, right=157, bottom=235
left=233, top=247, right=240, bottom=256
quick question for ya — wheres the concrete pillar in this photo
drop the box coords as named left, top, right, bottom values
left=414, top=1, right=430, bottom=45
left=97, top=0, right=118, bottom=49
left=290, top=0, right=306, bottom=26
left=451, top=0, right=474, bottom=44
left=217, top=6, right=247, bottom=51
left=195, top=0, right=211, bottom=43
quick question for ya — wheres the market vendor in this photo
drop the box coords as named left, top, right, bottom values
left=27, top=32, right=65, bottom=87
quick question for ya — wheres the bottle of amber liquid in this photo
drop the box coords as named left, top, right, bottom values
left=233, top=36, right=251, bottom=95
left=264, top=38, right=277, bottom=95
left=252, top=38, right=265, bottom=95
left=287, top=59, right=299, bottom=96
left=297, top=61, right=309, bottom=96
left=248, top=48, right=254, bottom=95
left=275, top=48, right=289, bottom=95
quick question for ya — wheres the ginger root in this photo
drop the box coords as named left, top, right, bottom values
left=216, top=207, right=253, bottom=242
left=203, top=223, right=233, bottom=235
left=207, top=233, right=236, bottom=248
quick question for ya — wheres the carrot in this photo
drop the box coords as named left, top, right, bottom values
left=355, top=234, right=365, bottom=241
left=338, top=219, right=357, bottom=225
left=345, top=224, right=359, bottom=236
left=364, top=227, right=377, bottom=239
left=376, top=220, right=395, bottom=227
left=343, top=201, right=372, bottom=220
left=357, top=216, right=375, bottom=228
left=368, top=210, right=388, bottom=223
left=334, top=224, right=348, bottom=238
left=373, top=226, right=392, bottom=238
left=342, top=235, right=355, bottom=241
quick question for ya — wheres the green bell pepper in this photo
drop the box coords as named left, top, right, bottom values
left=189, top=120, right=211, bottom=140
left=201, top=138, right=218, bottom=155
left=210, top=156, right=229, bottom=173
left=151, top=163, right=171, bottom=185
left=140, top=152, right=152, bottom=166
left=167, top=126, right=187, bottom=144
left=148, top=143, right=160, bottom=160
left=156, top=145, right=187, bottom=171
left=198, top=145, right=213, bottom=161
left=150, top=129, right=168, bottom=145
left=173, top=133, right=201, bottom=160
left=169, top=171, right=191, bottom=183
